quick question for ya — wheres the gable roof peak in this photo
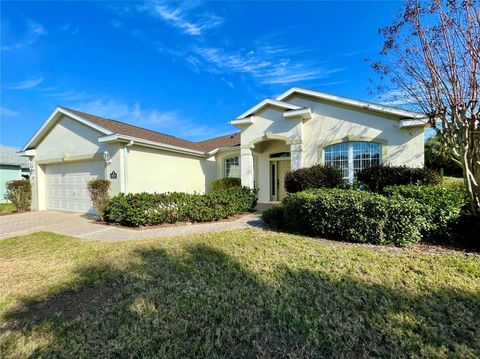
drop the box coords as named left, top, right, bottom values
left=276, top=86, right=425, bottom=119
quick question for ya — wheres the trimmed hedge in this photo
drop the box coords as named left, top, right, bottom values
left=262, top=205, right=285, bottom=230
left=6, top=180, right=31, bottom=212
left=356, top=165, right=440, bottom=193
left=285, top=164, right=344, bottom=193
left=105, top=186, right=257, bottom=227
left=384, top=185, right=468, bottom=242
left=280, top=189, right=425, bottom=246
left=211, top=177, right=241, bottom=192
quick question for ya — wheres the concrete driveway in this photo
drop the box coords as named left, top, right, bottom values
left=0, top=211, right=264, bottom=241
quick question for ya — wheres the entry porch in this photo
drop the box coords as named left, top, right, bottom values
left=240, top=137, right=303, bottom=203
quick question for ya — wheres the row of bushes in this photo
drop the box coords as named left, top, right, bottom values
left=264, top=189, right=425, bottom=246
left=104, top=186, right=257, bottom=227
left=284, top=164, right=441, bottom=193
left=263, top=185, right=472, bottom=247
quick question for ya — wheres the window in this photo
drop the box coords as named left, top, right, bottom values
left=270, top=152, right=291, bottom=158
left=224, top=156, right=240, bottom=178
left=324, top=142, right=381, bottom=182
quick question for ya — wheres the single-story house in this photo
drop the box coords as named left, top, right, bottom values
left=21, top=87, right=426, bottom=213
left=0, top=145, right=30, bottom=203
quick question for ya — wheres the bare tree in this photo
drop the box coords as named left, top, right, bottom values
left=373, top=0, right=480, bottom=213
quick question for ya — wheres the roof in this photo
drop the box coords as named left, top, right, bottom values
left=24, top=107, right=240, bottom=155
left=0, top=145, right=29, bottom=167
left=62, top=108, right=208, bottom=152
left=276, top=87, right=426, bottom=120
left=197, top=132, right=240, bottom=152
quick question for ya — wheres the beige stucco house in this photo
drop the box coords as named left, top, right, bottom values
left=21, top=87, right=427, bottom=213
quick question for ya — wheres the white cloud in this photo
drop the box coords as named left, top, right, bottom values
left=60, top=23, right=79, bottom=35
left=75, top=99, right=228, bottom=141
left=146, top=2, right=223, bottom=36
left=192, top=46, right=344, bottom=85
left=1, top=19, right=47, bottom=51
left=108, top=3, right=344, bottom=86
left=0, top=106, right=19, bottom=117
left=41, top=89, right=86, bottom=101
left=221, top=78, right=234, bottom=88
left=5, top=76, right=43, bottom=90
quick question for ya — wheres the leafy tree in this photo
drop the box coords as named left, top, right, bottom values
left=425, top=135, right=462, bottom=176
left=373, top=0, right=479, bottom=212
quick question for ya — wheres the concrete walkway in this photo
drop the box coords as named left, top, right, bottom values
left=0, top=210, right=265, bottom=241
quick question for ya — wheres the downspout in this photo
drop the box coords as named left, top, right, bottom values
left=123, top=140, right=134, bottom=194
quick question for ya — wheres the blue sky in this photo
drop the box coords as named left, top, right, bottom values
left=1, top=1, right=406, bottom=148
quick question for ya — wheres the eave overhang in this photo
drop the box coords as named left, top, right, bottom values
left=98, top=134, right=207, bottom=157
left=283, top=107, right=312, bottom=120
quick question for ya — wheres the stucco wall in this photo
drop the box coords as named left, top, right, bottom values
left=127, top=145, right=216, bottom=194
left=284, top=95, right=425, bottom=167
left=30, top=115, right=124, bottom=209
left=239, top=108, right=303, bottom=147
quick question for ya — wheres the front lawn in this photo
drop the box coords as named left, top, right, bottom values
left=0, top=203, right=16, bottom=215
left=0, top=230, right=479, bottom=357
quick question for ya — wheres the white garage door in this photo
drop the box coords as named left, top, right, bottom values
left=46, top=161, right=104, bottom=213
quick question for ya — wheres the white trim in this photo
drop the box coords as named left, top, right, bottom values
left=207, top=146, right=240, bottom=156
left=22, top=107, right=113, bottom=151
left=398, top=118, right=428, bottom=128
left=283, top=107, right=312, bottom=120
left=235, top=99, right=302, bottom=119
left=98, top=134, right=206, bottom=157
left=276, top=87, right=425, bottom=119
left=19, top=149, right=36, bottom=157
left=229, top=118, right=254, bottom=128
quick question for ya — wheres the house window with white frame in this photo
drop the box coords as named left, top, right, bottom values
left=224, top=156, right=240, bottom=178
left=324, top=142, right=382, bottom=182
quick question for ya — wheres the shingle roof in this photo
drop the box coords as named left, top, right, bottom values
left=0, top=145, right=29, bottom=167
left=61, top=107, right=240, bottom=153
left=197, top=133, right=240, bottom=152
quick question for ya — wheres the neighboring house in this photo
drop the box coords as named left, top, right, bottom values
left=21, top=87, right=426, bottom=213
left=0, top=145, right=30, bottom=203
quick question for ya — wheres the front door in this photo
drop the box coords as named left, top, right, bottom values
left=277, top=160, right=290, bottom=201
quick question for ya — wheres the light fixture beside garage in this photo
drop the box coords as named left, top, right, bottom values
left=103, top=151, right=112, bottom=165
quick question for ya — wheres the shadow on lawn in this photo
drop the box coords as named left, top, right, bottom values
left=2, top=245, right=479, bottom=357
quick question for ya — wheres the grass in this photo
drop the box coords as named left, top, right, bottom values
left=0, top=203, right=16, bottom=214
left=0, top=230, right=479, bottom=358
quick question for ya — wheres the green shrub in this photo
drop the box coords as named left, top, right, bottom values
left=439, top=176, right=465, bottom=191
left=6, top=180, right=31, bottom=212
left=452, top=211, right=480, bottom=248
left=384, top=185, right=468, bottom=242
left=211, top=177, right=241, bottom=191
left=285, top=164, right=344, bottom=193
left=262, top=205, right=285, bottom=230
left=282, top=189, right=425, bottom=247
left=104, top=187, right=257, bottom=227
left=87, top=179, right=111, bottom=220
left=356, top=165, right=440, bottom=193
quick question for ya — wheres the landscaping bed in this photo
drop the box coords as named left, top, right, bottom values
left=1, top=230, right=479, bottom=357
left=103, top=186, right=257, bottom=227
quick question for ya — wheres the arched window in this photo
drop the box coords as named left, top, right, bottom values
left=224, top=156, right=240, bottom=178
left=324, top=142, right=382, bottom=182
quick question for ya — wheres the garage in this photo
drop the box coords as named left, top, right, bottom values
left=45, top=160, right=104, bottom=213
